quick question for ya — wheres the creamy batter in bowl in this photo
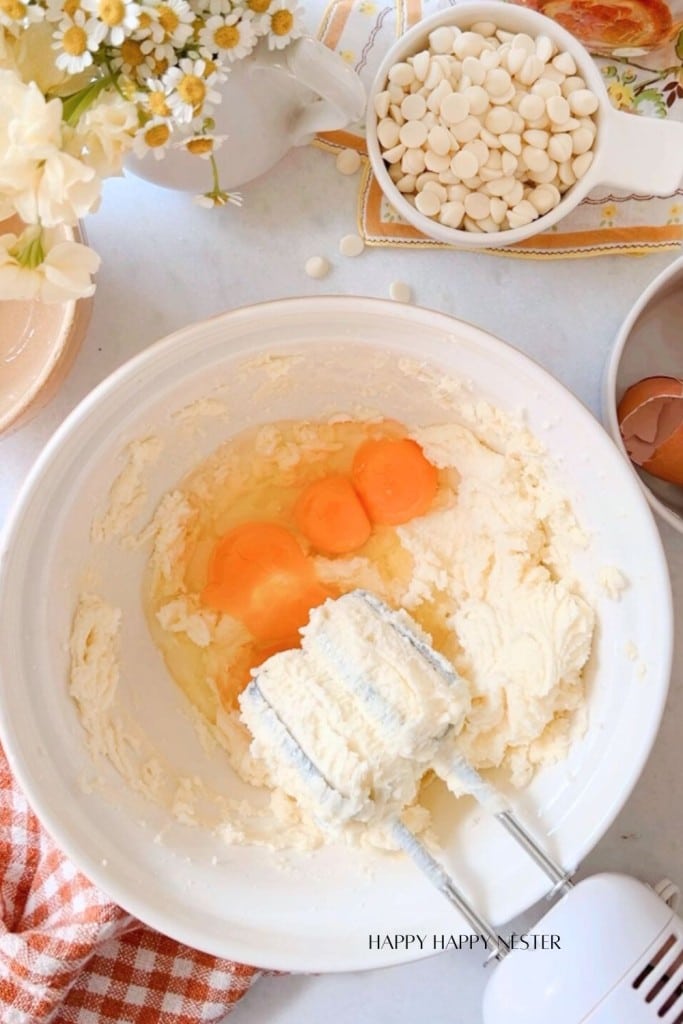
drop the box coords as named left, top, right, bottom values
left=0, top=297, right=672, bottom=970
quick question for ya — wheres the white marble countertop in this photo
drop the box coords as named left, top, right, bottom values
left=1, top=144, right=682, bottom=1023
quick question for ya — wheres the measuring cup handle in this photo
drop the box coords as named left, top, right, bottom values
left=600, top=110, right=683, bottom=195
left=286, top=37, right=366, bottom=145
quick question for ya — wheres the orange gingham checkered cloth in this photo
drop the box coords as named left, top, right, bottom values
left=0, top=743, right=260, bottom=1024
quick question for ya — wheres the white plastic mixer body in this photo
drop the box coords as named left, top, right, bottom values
left=483, top=873, right=683, bottom=1023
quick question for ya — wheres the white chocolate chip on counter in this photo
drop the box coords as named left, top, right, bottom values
left=339, top=234, right=365, bottom=257
left=305, top=256, right=331, bottom=279
left=335, top=148, right=362, bottom=175
left=389, top=280, right=413, bottom=302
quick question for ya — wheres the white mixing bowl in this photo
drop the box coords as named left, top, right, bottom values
left=0, top=297, right=672, bottom=971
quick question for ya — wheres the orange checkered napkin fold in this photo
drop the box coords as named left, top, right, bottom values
left=0, top=743, right=259, bottom=1024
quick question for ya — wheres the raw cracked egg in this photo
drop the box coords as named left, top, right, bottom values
left=617, top=376, right=683, bottom=486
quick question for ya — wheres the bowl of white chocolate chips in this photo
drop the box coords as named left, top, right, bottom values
left=366, top=1, right=683, bottom=245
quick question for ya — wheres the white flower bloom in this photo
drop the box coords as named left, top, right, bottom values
left=265, top=0, right=302, bottom=49
left=0, top=226, right=101, bottom=303
left=198, top=12, right=257, bottom=60
left=0, top=0, right=44, bottom=32
left=82, top=0, right=141, bottom=45
left=52, top=10, right=107, bottom=74
left=138, top=77, right=173, bottom=122
left=67, top=91, right=138, bottom=176
left=132, top=117, right=173, bottom=159
left=163, top=57, right=221, bottom=123
left=194, top=189, right=243, bottom=208
left=0, top=71, right=62, bottom=165
left=139, top=34, right=176, bottom=65
left=176, top=130, right=227, bottom=158
left=143, top=0, right=194, bottom=47
left=11, top=150, right=101, bottom=226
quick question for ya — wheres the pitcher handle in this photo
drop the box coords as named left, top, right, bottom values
left=600, top=109, right=683, bottom=195
left=286, top=36, right=366, bottom=145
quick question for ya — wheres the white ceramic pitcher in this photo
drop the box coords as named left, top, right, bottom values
left=126, top=38, right=366, bottom=192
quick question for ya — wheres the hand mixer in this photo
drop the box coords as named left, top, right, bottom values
left=240, top=589, right=683, bottom=1023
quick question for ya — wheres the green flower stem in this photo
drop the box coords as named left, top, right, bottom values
left=10, top=226, right=45, bottom=269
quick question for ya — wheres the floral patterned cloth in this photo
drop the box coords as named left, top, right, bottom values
left=313, top=0, right=683, bottom=256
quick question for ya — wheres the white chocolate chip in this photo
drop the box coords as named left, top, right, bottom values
left=427, top=124, right=452, bottom=155
left=523, top=145, right=550, bottom=173
left=383, top=142, right=406, bottom=164
left=388, top=62, right=415, bottom=87
left=486, top=67, right=512, bottom=96
left=572, top=150, right=594, bottom=179
left=523, top=128, right=550, bottom=148
left=452, top=149, right=479, bottom=179
left=464, top=191, right=491, bottom=220
left=451, top=115, right=481, bottom=143
left=485, top=106, right=514, bottom=134
left=389, top=280, right=413, bottom=302
left=397, top=173, right=417, bottom=192
left=547, top=133, right=572, bottom=163
left=429, top=25, right=456, bottom=53
left=440, top=91, right=470, bottom=124
left=546, top=94, right=571, bottom=124
left=335, top=148, right=361, bottom=175
left=377, top=117, right=401, bottom=149
left=500, top=132, right=522, bottom=155
left=425, top=149, right=451, bottom=172
left=552, top=51, right=576, bottom=76
left=518, top=93, right=545, bottom=122
left=374, top=91, right=391, bottom=119
left=399, top=119, right=428, bottom=148
left=535, top=34, right=554, bottom=64
left=401, top=92, right=427, bottom=120
left=402, top=147, right=426, bottom=175
left=339, top=233, right=365, bottom=257
left=569, top=88, right=599, bottom=116
left=305, top=256, right=331, bottom=279
left=415, top=189, right=442, bottom=216
left=571, top=126, right=594, bottom=155
left=464, top=84, right=489, bottom=115
left=422, top=180, right=448, bottom=202
left=411, top=49, right=431, bottom=81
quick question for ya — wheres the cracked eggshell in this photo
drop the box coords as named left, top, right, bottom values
left=617, top=376, right=683, bottom=486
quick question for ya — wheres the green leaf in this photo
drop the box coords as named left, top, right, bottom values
left=675, top=27, right=683, bottom=60
left=634, top=88, right=667, bottom=117
left=61, top=75, right=113, bottom=127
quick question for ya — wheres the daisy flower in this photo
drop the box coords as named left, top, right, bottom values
left=133, top=116, right=173, bottom=158
left=163, top=57, right=221, bottom=123
left=176, top=129, right=227, bottom=158
left=45, top=0, right=81, bottom=21
left=198, top=12, right=257, bottom=61
left=265, top=0, right=302, bottom=50
left=138, top=77, right=173, bottom=121
left=144, top=0, right=194, bottom=48
left=82, top=0, right=141, bottom=46
left=52, top=10, right=107, bottom=73
left=245, top=0, right=271, bottom=17
left=0, top=0, right=44, bottom=33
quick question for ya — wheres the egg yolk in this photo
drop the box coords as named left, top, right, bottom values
left=201, top=521, right=331, bottom=648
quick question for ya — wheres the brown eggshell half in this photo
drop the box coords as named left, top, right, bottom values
left=618, top=376, right=683, bottom=486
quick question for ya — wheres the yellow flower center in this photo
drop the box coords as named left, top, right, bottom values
left=203, top=58, right=217, bottom=76
left=157, top=5, right=179, bottom=35
left=145, top=123, right=170, bottom=148
left=271, top=9, right=293, bottom=35
left=120, top=37, right=144, bottom=66
left=148, top=90, right=170, bottom=116
left=248, top=0, right=270, bottom=13
left=63, top=0, right=80, bottom=14
left=138, top=9, right=151, bottom=27
left=0, top=0, right=26, bottom=19
left=153, top=56, right=169, bottom=74
left=177, top=73, right=205, bottom=107
left=62, top=24, right=88, bottom=54
left=214, top=23, right=239, bottom=48
left=187, top=137, right=214, bottom=155
left=99, top=0, right=125, bottom=24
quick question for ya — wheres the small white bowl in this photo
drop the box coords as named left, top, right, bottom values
left=365, top=1, right=683, bottom=247
left=602, top=255, right=683, bottom=534
left=0, top=217, right=92, bottom=436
